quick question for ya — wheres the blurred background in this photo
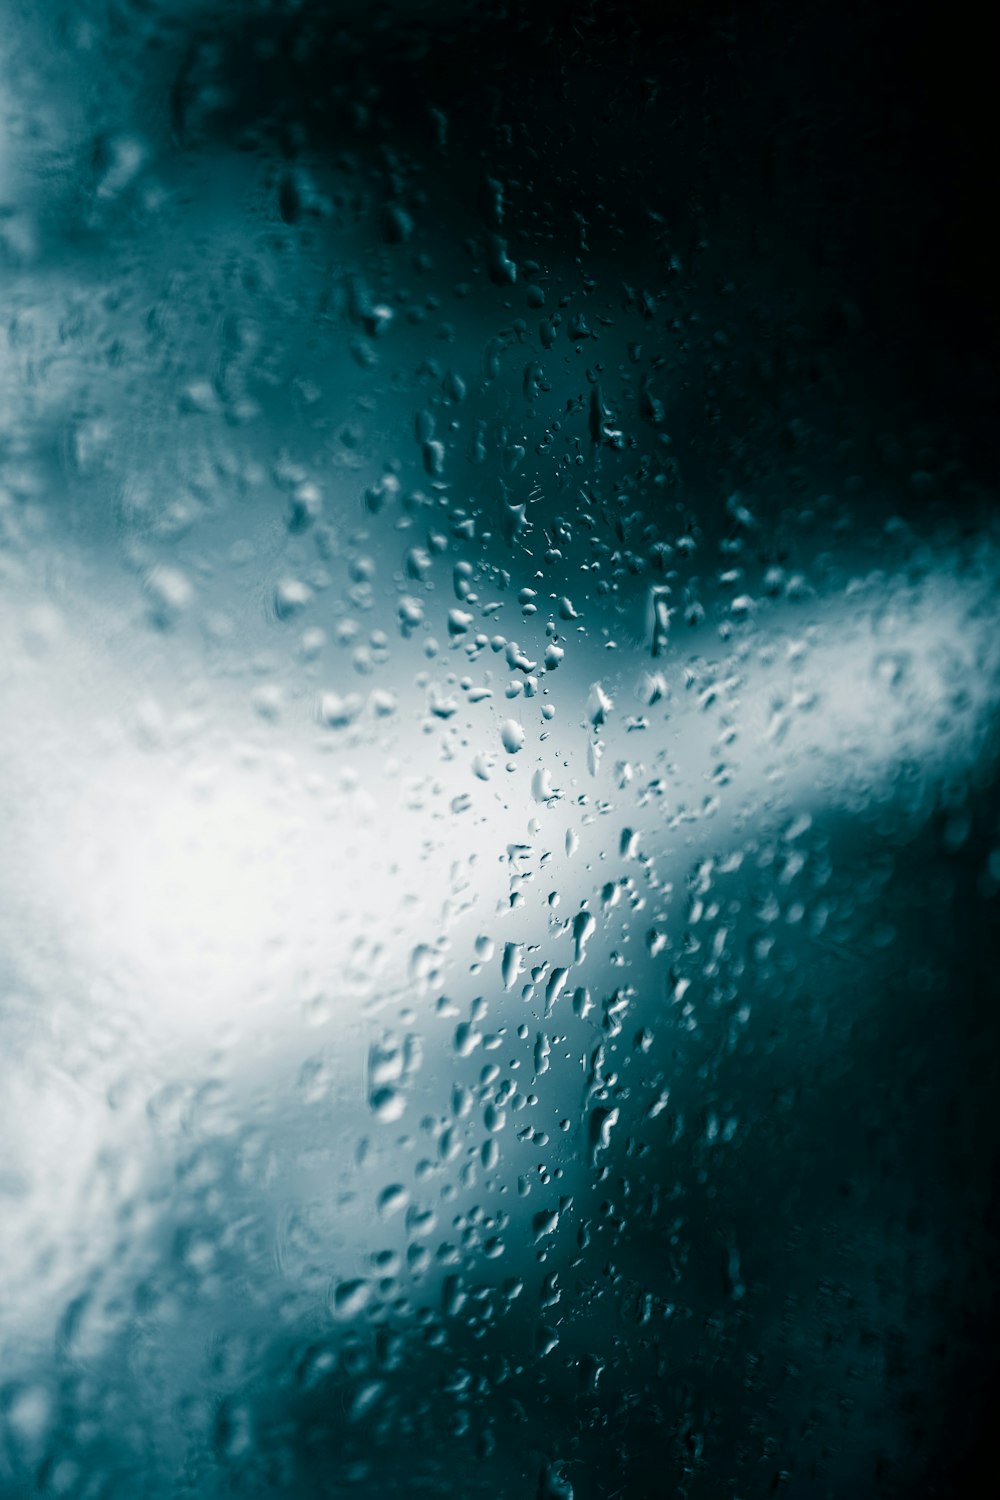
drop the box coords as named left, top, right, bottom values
left=1, top=2, right=998, bottom=1496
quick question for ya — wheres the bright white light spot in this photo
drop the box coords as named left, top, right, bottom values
left=48, top=748, right=425, bottom=1041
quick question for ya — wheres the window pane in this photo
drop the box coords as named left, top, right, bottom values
left=1, top=3, right=997, bottom=1496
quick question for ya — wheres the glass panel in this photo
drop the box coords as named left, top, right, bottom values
left=2, top=3, right=997, bottom=1495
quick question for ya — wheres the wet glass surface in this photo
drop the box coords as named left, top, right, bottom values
left=1, top=3, right=998, bottom=1496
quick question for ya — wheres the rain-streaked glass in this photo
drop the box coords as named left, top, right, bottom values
left=1, top=2, right=998, bottom=1496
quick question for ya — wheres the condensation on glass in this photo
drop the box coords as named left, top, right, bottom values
left=1, top=3, right=998, bottom=1497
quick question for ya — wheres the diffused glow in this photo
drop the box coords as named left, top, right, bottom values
left=19, top=564, right=995, bottom=1048
left=59, top=751, right=399, bottom=1034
